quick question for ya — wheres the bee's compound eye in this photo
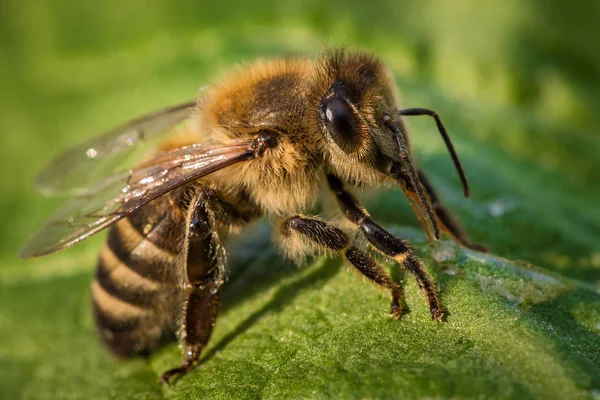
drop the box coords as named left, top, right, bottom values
left=321, top=97, right=362, bottom=154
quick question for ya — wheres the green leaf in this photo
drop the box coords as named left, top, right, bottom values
left=1, top=1, right=600, bottom=399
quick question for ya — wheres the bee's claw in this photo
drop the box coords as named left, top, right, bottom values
left=390, top=295, right=410, bottom=320
left=431, top=308, right=445, bottom=322
left=160, top=362, right=195, bottom=385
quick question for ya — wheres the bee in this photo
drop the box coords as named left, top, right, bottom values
left=20, top=49, right=484, bottom=384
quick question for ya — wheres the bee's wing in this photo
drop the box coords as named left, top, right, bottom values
left=20, top=139, right=259, bottom=258
left=34, top=101, right=196, bottom=197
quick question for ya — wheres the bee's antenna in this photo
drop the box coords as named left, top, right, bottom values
left=389, top=124, right=441, bottom=240
left=398, top=108, right=470, bottom=198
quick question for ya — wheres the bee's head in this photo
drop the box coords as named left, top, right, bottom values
left=313, top=49, right=469, bottom=240
left=313, top=50, right=409, bottom=180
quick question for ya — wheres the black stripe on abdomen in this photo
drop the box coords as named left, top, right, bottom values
left=92, top=210, right=183, bottom=357
left=91, top=279, right=149, bottom=333
left=95, top=240, right=162, bottom=307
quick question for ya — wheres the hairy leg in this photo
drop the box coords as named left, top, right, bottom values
left=281, top=215, right=408, bottom=318
left=327, top=175, right=444, bottom=320
left=160, top=188, right=229, bottom=384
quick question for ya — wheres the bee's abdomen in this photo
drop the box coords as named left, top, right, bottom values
left=92, top=201, right=185, bottom=357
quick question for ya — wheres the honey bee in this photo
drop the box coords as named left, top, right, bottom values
left=20, top=49, right=484, bottom=384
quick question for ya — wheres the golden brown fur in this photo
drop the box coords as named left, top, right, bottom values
left=158, top=50, right=401, bottom=220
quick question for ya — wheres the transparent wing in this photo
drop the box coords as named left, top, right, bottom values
left=20, top=139, right=259, bottom=258
left=34, top=101, right=196, bottom=197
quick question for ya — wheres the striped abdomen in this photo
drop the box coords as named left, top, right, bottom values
left=92, top=192, right=186, bottom=357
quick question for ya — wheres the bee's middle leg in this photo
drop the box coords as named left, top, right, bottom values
left=281, top=215, right=407, bottom=319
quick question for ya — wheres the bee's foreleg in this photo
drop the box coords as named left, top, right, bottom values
left=415, top=169, right=487, bottom=252
left=326, top=174, right=443, bottom=321
left=281, top=215, right=408, bottom=319
left=391, top=163, right=486, bottom=252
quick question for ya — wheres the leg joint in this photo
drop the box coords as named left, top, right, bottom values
left=327, top=174, right=369, bottom=225
left=360, top=219, right=411, bottom=260
left=283, top=215, right=349, bottom=251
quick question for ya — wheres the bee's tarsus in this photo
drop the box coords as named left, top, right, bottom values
left=159, top=351, right=199, bottom=385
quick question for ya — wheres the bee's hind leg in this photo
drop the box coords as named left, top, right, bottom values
left=281, top=215, right=408, bottom=319
left=160, top=187, right=226, bottom=384
left=159, top=286, right=220, bottom=385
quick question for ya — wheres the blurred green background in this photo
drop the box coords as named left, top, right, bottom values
left=1, top=1, right=599, bottom=399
